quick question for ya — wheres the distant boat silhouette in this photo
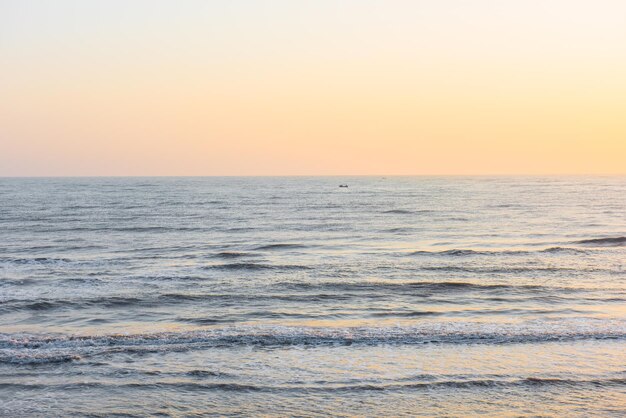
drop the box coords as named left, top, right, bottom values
left=339, top=184, right=348, bottom=188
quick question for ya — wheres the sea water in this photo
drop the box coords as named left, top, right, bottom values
left=1, top=176, right=624, bottom=416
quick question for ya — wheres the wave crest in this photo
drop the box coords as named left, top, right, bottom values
left=574, top=237, right=626, bottom=247
left=2, top=320, right=624, bottom=364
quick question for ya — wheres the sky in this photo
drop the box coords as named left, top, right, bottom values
left=1, top=0, right=625, bottom=176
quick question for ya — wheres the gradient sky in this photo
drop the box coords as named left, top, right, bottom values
left=1, top=0, right=625, bottom=176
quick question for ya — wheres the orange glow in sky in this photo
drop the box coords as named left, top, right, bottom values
left=1, top=0, right=625, bottom=176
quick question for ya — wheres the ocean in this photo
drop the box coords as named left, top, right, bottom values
left=1, top=176, right=624, bottom=416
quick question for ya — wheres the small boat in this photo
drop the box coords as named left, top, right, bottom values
left=339, top=184, right=348, bottom=188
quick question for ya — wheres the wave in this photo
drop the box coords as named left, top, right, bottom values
left=383, top=227, right=416, bottom=233
left=0, top=291, right=363, bottom=313
left=0, top=292, right=308, bottom=313
left=410, top=249, right=494, bottom=256
left=2, top=285, right=614, bottom=314
left=0, top=257, right=72, bottom=265
left=0, top=278, right=38, bottom=287
left=408, top=247, right=587, bottom=257
left=574, top=236, right=626, bottom=247
left=2, top=377, right=624, bottom=392
left=213, top=251, right=253, bottom=259
left=0, top=296, right=147, bottom=313
left=253, top=243, right=308, bottom=251
left=221, top=227, right=258, bottom=232
left=2, top=320, right=624, bottom=364
left=40, top=226, right=209, bottom=233
left=418, top=265, right=598, bottom=274
left=4, top=282, right=620, bottom=313
left=368, top=308, right=588, bottom=318
left=204, top=262, right=310, bottom=271
left=328, top=377, right=626, bottom=391
left=382, top=209, right=433, bottom=215
left=542, top=246, right=587, bottom=253
left=282, top=280, right=564, bottom=293
left=369, top=311, right=442, bottom=318
left=0, top=353, right=81, bottom=365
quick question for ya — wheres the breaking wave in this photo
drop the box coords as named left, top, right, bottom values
left=2, top=320, right=624, bottom=364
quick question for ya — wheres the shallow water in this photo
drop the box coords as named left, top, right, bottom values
left=1, top=176, right=624, bottom=416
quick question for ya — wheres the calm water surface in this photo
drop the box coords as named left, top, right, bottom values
left=1, top=176, right=625, bottom=416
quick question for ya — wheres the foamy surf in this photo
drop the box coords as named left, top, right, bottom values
left=2, top=319, right=625, bottom=364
